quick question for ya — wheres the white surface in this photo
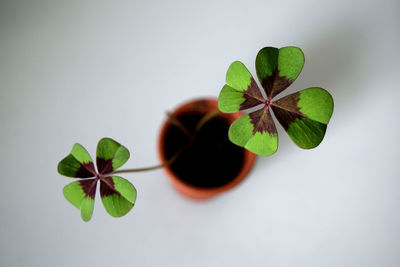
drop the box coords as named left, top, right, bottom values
left=1, top=0, right=399, bottom=266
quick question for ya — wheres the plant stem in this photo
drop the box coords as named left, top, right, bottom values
left=165, top=112, right=192, bottom=138
left=194, top=110, right=220, bottom=133
left=112, top=110, right=221, bottom=175
left=111, top=151, right=180, bottom=174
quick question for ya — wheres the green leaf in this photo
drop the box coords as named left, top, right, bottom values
left=228, top=111, right=278, bottom=156
left=256, top=46, right=304, bottom=98
left=226, top=61, right=254, bottom=91
left=63, top=179, right=97, bottom=222
left=218, top=61, right=264, bottom=112
left=218, top=85, right=247, bottom=113
left=255, top=46, right=279, bottom=97
left=96, top=138, right=130, bottom=175
left=271, top=87, right=333, bottom=149
left=297, top=87, right=334, bottom=124
left=100, top=176, right=136, bottom=217
left=58, top=143, right=95, bottom=178
left=81, top=197, right=95, bottom=222
left=63, top=181, right=86, bottom=209
left=277, top=47, right=305, bottom=81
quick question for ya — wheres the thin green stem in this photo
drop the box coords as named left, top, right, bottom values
left=112, top=110, right=221, bottom=175
left=165, top=111, right=192, bottom=138
left=194, top=110, right=220, bottom=133
left=111, top=151, right=180, bottom=174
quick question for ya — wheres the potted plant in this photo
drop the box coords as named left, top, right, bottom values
left=158, top=98, right=257, bottom=200
left=57, top=46, right=334, bottom=221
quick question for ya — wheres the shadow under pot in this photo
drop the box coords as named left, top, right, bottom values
left=158, top=98, right=256, bottom=200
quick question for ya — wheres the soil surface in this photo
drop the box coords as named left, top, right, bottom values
left=163, top=112, right=245, bottom=188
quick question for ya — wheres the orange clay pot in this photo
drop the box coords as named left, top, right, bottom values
left=158, top=98, right=257, bottom=200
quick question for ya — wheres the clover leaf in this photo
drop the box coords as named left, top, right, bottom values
left=218, top=46, right=334, bottom=156
left=58, top=138, right=136, bottom=222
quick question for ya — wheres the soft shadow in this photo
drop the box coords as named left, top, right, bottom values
left=295, top=23, right=366, bottom=106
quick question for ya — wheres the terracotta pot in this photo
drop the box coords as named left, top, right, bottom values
left=158, top=98, right=256, bottom=200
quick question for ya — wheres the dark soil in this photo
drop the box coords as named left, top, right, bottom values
left=163, top=112, right=245, bottom=188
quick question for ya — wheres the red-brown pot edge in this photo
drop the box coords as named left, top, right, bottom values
left=158, top=98, right=257, bottom=200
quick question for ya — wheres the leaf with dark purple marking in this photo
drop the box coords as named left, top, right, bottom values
left=100, top=176, right=137, bottom=217
left=218, top=46, right=334, bottom=156
left=80, top=197, right=95, bottom=222
left=218, top=61, right=264, bottom=113
left=63, top=179, right=98, bottom=222
left=271, top=87, right=334, bottom=148
left=58, top=143, right=96, bottom=178
left=58, top=138, right=137, bottom=221
left=256, top=46, right=304, bottom=99
left=96, top=138, right=130, bottom=174
left=228, top=110, right=278, bottom=156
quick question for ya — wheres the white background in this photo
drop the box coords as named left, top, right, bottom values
left=1, top=0, right=399, bottom=266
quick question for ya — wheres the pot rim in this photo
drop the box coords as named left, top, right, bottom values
left=158, top=97, right=257, bottom=200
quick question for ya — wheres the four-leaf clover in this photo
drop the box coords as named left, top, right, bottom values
left=218, top=46, right=334, bottom=156
left=58, top=138, right=137, bottom=221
